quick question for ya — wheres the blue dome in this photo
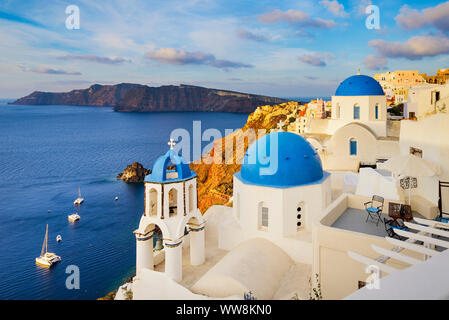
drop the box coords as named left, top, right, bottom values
left=335, top=75, right=384, bottom=96
left=235, top=132, right=325, bottom=188
left=145, top=149, right=196, bottom=183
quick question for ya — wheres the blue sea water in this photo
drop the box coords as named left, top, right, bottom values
left=0, top=101, right=248, bottom=300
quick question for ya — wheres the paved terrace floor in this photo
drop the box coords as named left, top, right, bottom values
left=331, top=208, right=426, bottom=237
left=331, top=208, right=391, bottom=237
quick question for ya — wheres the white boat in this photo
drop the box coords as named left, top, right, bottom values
left=36, top=224, right=61, bottom=268
left=68, top=213, right=80, bottom=222
left=56, top=235, right=62, bottom=242
left=114, top=196, right=119, bottom=201
left=74, top=186, right=84, bottom=205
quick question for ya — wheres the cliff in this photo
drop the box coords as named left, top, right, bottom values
left=190, top=101, right=302, bottom=213
left=11, top=83, right=288, bottom=113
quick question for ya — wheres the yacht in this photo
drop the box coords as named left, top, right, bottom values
left=56, top=235, right=62, bottom=242
left=114, top=196, right=119, bottom=201
left=73, top=186, right=84, bottom=205
left=68, top=213, right=80, bottom=222
left=36, top=224, right=61, bottom=268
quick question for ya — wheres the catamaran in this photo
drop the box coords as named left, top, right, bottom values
left=35, top=224, right=61, bottom=268
left=73, top=186, right=84, bottom=205
left=68, top=212, right=80, bottom=222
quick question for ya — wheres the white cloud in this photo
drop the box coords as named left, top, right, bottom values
left=363, top=54, right=387, bottom=70
left=369, top=35, right=449, bottom=60
left=145, top=48, right=253, bottom=69
left=320, top=0, right=348, bottom=18
left=396, top=2, right=449, bottom=32
left=259, top=9, right=336, bottom=29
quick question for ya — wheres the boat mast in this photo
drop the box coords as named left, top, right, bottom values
left=41, top=224, right=48, bottom=256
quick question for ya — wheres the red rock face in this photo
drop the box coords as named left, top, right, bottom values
left=190, top=101, right=302, bottom=213
left=11, top=83, right=287, bottom=113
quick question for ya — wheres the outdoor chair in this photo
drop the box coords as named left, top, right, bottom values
left=384, top=218, right=408, bottom=240
left=364, top=195, right=384, bottom=226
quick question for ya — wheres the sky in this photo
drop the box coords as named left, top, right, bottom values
left=1, top=0, right=449, bottom=98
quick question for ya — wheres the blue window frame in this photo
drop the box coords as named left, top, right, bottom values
left=375, top=105, right=379, bottom=119
left=350, top=139, right=357, bottom=156
left=354, top=105, right=360, bottom=119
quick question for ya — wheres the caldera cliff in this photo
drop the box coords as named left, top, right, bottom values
left=11, top=83, right=288, bottom=114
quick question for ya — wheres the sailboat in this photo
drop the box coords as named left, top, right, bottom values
left=68, top=212, right=81, bottom=223
left=35, top=224, right=61, bottom=268
left=73, top=186, right=84, bottom=205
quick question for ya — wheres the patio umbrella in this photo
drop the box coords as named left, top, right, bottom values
left=381, top=154, right=440, bottom=205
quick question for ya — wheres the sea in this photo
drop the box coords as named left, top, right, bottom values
left=0, top=100, right=250, bottom=300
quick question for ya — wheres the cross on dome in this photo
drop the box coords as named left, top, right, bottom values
left=168, top=138, right=176, bottom=150
left=277, top=120, right=285, bottom=131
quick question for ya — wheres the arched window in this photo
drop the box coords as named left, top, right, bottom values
left=168, top=188, right=178, bottom=217
left=188, top=184, right=194, bottom=212
left=375, top=104, right=379, bottom=120
left=350, top=138, right=358, bottom=156
left=353, top=104, right=360, bottom=120
left=149, top=188, right=158, bottom=216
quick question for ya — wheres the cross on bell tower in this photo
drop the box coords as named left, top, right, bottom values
left=168, top=138, right=176, bottom=150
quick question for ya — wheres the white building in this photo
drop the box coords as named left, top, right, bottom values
left=305, top=74, right=399, bottom=169
left=133, top=145, right=205, bottom=282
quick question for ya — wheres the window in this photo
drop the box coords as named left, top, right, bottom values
left=258, top=202, right=269, bottom=230
left=410, top=147, right=423, bottom=158
left=262, top=207, right=269, bottom=228
left=353, top=105, right=360, bottom=119
left=188, top=184, right=194, bottom=212
left=335, top=103, right=340, bottom=119
left=409, top=112, right=416, bottom=119
left=350, top=139, right=357, bottom=156
left=375, top=105, right=379, bottom=120
left=168, top=188, right=178, bottom=217
left=149, top=188, right=158, bottom=216
left=297, top=203, right=304, bottom=230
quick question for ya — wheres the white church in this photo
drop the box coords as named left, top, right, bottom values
left=116, top=73, right=449, bottom=300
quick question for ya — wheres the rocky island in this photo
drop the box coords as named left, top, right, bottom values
left=116, top=162, right=151, bottom=183
left=11, top=83, right=288, bottom=114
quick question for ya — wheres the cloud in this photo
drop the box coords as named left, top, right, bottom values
left=369, top=35, right=449, bottom=60
left=304, top=75, right=319, bottom=80
left=299, top=52, right=335, bottom=67
left=363, top=54, right=387, bottom=70
left=320, top=0, right=348, bottom=18
left=20, top=66, right=82, bottom=75
left=145, top=48, right=253, bottom=69
left=258, top=9, right=336, bottom=29
left=395, top=2, right=449, bottom=32
left=58, top=55, right=131, bottom=65
left=237, top=28, right=270, bottom=42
